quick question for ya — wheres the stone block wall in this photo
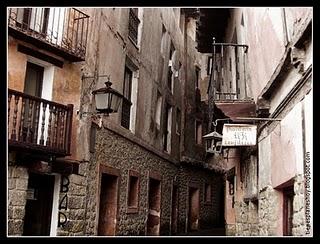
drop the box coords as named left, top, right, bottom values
left=177, top=165, right=223, bottom=233
left=8, top=166, right=29, bottom=236
left=234, top=201, right=259, bottom=236
left=83, top=128, right=223, bottom=236
left=57, top=174, right=87, bottom=236
left=84, top=128, right=178, bottom=236
left=292, top=174, right=307, bottom=236
left=258, top=185, right=279, bottom=236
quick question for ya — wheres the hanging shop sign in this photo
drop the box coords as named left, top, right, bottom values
left=222, top=124, right=257, bottom=146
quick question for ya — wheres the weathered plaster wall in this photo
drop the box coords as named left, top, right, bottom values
left=80, top=8, right=189, bottom=161
left=182, top=17, right=207, bottom=162
left=8, top=38, right=27, bottom=92
left=243, top=8, right=287, bottom=101
left=271, top=102, right=303, bottom=188
left=51, top=63, right=82, bottom=160
left=7, top=37, right=84, bottom=161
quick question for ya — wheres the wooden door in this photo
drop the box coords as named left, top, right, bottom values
left=188, top=186, right=199, bottom=232
left=23, top=173, right=55, bottom=236
left=171, top=185, right=178, bottom=235
left=98, top=174, right=119, bottom=236
left=147, top=178, right=161, bottom=235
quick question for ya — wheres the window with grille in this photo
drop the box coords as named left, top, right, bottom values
left=128, top=8, right=140, bottom=45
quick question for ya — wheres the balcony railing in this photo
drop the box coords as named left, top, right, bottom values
left=128, top=8, right=140, bottom=44
left=8, top=89, right=73, bottom=156
left=209, top=42, right=249, bottom=101
left=8, top=7, right=89, bottom=61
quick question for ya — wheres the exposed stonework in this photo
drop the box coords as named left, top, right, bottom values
left=83, top=128, right=223, bottom=236
left=57, top=174, right=87, bottom=236
left=226, top=224, right=236, bottom=236
left=8, top=166, right=29, bottom=236
left=234, top=201, right=259, bottom=236
left=292, top=174, right=306, bottom=236
left=258, top=186, right=279, bottom=236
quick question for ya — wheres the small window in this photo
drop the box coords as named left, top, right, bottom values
left=207, top=56, right=213, bottom=75
left=128, top=8, right=140, bottom=45
left=241, top=13, right=245, bottom=26
left=179, top=10, right=185, bottom=34
left=195, top=67, right=200, bottom=89
left=176, top=108, right=181, bottom=135
left=160, top=25, right=166, bottom=55
left=127, top=170, right=139, bottom=213
left=195, top=120, right=202, bottom=144
left=204, top=183, right=212, bottom=203
left=169, top=42, right=175, bottom=60
left=168, top=43, right=175, bottom=92
left=167, top=68, right=173, bottom=92
left=163, top=103, right=172, bottom=152
left=155, top=93, right=162, bottom=130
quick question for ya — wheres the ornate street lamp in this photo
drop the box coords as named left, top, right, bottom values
left=92, top=77, right=124, bottom=116
left=203, top=131, right=223, bottom=155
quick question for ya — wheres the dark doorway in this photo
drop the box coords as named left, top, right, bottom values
left=283, top=186, right=294, bottom=236
left=23, top=173, right=55, bottom=236
left=147, top=178, right=161, bottom=235
left=171, top=185, right=178, bottom=235
left=98, top=173, right=119, bottom=236
left=188, top=186, right=200, bottom=232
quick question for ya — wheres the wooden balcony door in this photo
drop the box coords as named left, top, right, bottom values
left=22, top=62, right=43, bottom=143
left=24, top=62, right=43, bottom=98
left=16, top=8, right=50, bottom=34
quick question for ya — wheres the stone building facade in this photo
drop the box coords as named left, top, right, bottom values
left=7, top=7, right=224, bottom=236
left=8, top=7, right=90, bottom=236
left=76, top=8, right=224, bottom=236
left=196, top=7, right=312, bottom=236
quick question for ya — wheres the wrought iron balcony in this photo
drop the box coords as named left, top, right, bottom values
left=8, top=89, right=73, bottom=156
left=8, top=7, right=89, bottom=62
left=209, top=42, right=249, bottom=101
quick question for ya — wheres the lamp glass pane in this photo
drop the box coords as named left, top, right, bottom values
left=95, top=93, right=110, bottom=110
left=110, top=94, right=122, bottom=112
